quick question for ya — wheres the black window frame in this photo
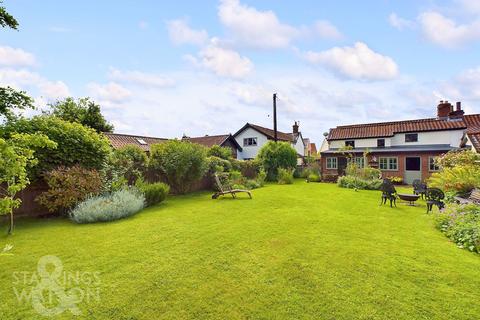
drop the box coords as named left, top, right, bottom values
left=377, top=139, right=385, bottom=148
left=243, top=137, right=257, bottom=147
left=345, top=140, right=355, bottom=148
left=405, top=133, right=418, bottom=143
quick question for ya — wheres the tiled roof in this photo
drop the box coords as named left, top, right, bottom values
left=327, top=116, right=480, bottom=140
left=236, top=123, right=294, bottom=142
left=468, top=133, right=480, bottom=152
left=104, top=133, right=168, bottom=152
left=184, top=134, right=231, bottom=147
left=465, top=115, right=480, bottom=152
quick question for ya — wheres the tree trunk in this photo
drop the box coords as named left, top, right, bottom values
left=7, top=211, right=13, bottom=235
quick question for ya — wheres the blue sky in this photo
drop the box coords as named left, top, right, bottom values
left=1, top=0, right=480, bottom=143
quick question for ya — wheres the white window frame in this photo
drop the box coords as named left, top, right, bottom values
left=348, top=156, right=365, bottom=168
left=243, top=137, right=257, bottom=147
left=429, top=156, right=440, bottom=172
left=379, top=157, right=398, bottom=171
left=326, top=157, right=338, bottom=169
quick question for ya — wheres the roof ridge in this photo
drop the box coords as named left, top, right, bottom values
left=104, top=132, right=168, bottom=140
left=336, top=117, right=442, bottom=129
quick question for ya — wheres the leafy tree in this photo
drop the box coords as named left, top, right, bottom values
left=256, top=141, right=297, bottom=181
left=207, top=145, right=232, bottom=160
left=0, top=133, right=56, bottom=234
left=0, top=86, right=35, bottom=120
left=149, top=140, right=208, bottom=194
left=110, top=145, right=148, bottom=184
left=46, top=97, right=114, bottom=133
left=0, top=1, right=18, bottom=30
left=0, top=115, right=112, bottom=178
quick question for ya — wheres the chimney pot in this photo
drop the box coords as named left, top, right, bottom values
left=456, top=101, right=461, bottom=111
left=292, top=121, right=299, bottom=134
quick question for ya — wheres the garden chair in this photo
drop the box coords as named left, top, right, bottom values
left=412, top=179, right=427, bottom=199
left=454, top=189, right=480, bottom=205
left=212, top=174, right=252, bottom=199
left=380, top=179, right=397, bottom=207
left=425, top=188, right=445, bottom=213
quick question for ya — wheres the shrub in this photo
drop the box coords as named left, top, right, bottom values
left=69, top=188, right=145, bottom=223
left=361, top=167, right=381, bottom=180
left=434, top=204, right=480, bottom=253
left=337, top=176, right=382, bottom=190
left=387, top=176, right=403, bottom=184
left=207, top=145, right=233, bottom=160
left=136, top=180, right=170, bottom=207
left=307, top=173, right=321, bottom=182
left=207, top=156, right=232, bottom=174
left=36, top=165, right=103, bottom=214
left=257, top=141, right=297, bottom=181
left=256, top=169, right=267, bottom=187
left=231, top=159, right=261, bottom=178
left=149, top=140, right=208, bottom=194
left=436, top=150, right=480, bottom=169
left=0, top=115, right=111, bottom=179
left=245, top=179, right=261, bottom=189
left=110, top=145, right=148, bottom=183
left=277, top=168, right=294, bottom=184
left=428, top=166, right=480, bottom=195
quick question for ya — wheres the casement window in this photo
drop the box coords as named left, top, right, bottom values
left=405, top=133, right=418, bottom=143
left=379, top=157, right=398, bottom=171
left=326, top=157, right=338, bottom=169
left=345, top=140, right=355, bottom=148
left=349, top=156, right=365, bottom=168
left=377, top=139, right=385, bottom=148
left=429, top=157, right=440, bottom=171
left=243, top=137, right=257, bottom=146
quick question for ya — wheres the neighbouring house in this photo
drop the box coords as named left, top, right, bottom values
left=104, top=133, right=168, bottom=153
left=182, top=134, right=243, bottom=158
left=321, top=101, right=480, bottom=184
left=233, top=122, right=306, bottom=163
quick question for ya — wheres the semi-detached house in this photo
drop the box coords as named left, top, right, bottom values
left=321, top=101, right=480, bottom=184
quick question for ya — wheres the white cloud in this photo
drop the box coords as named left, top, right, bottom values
left=87, top=82, right=132, bottom=103
left=187, top=41, right=254, bottom=78
left=217, top=0, right=342, bottom=49
left=218, top=0, right=298, bottom=49
left=166, top=19, right=209, bottom=45
left=108, top=68, right=175, bottom=88
left=0, top=46, right=36, bottom=67
left=303, top=42, right=399, bottom=80
left=389, top=13, right=415, bottom=30
left=0, top=68, right=70, bottom=101
left=418, top=11, right=480, bottom=48
left=312, top=20, right=343, bottom=40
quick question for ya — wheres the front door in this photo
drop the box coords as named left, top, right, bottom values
left=404, top=157, right=422, bottom=184
left=338, top=157, right=348, bottom=176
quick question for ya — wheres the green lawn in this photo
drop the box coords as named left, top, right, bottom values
left=1, top=181, right=479, bottom=319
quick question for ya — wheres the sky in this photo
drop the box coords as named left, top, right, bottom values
left=1, top=0, right=480, bottom=144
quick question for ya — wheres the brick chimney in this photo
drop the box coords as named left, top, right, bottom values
left=292, top=121, right=299, bottom=134
left=437, top=100, right=453, bottom=119
left=448, top=101, right=465, bottom=119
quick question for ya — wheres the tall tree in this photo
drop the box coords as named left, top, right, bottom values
left=46, top=97, right=114, bottom=133
left=0, top=1, right=18, bottom=30
left=0, top=86, right=35, bottom=120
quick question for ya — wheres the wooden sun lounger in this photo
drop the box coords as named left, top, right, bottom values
left=212, top=174, right=252, bottom=199
left=455, top=189, right=480, bottom=205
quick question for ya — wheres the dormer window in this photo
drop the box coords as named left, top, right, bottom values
left=377, top=139, right=385, bottom=148
left=345, top=140, right=355, bottom=148
left=405, top=133, right=418, bottom=143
